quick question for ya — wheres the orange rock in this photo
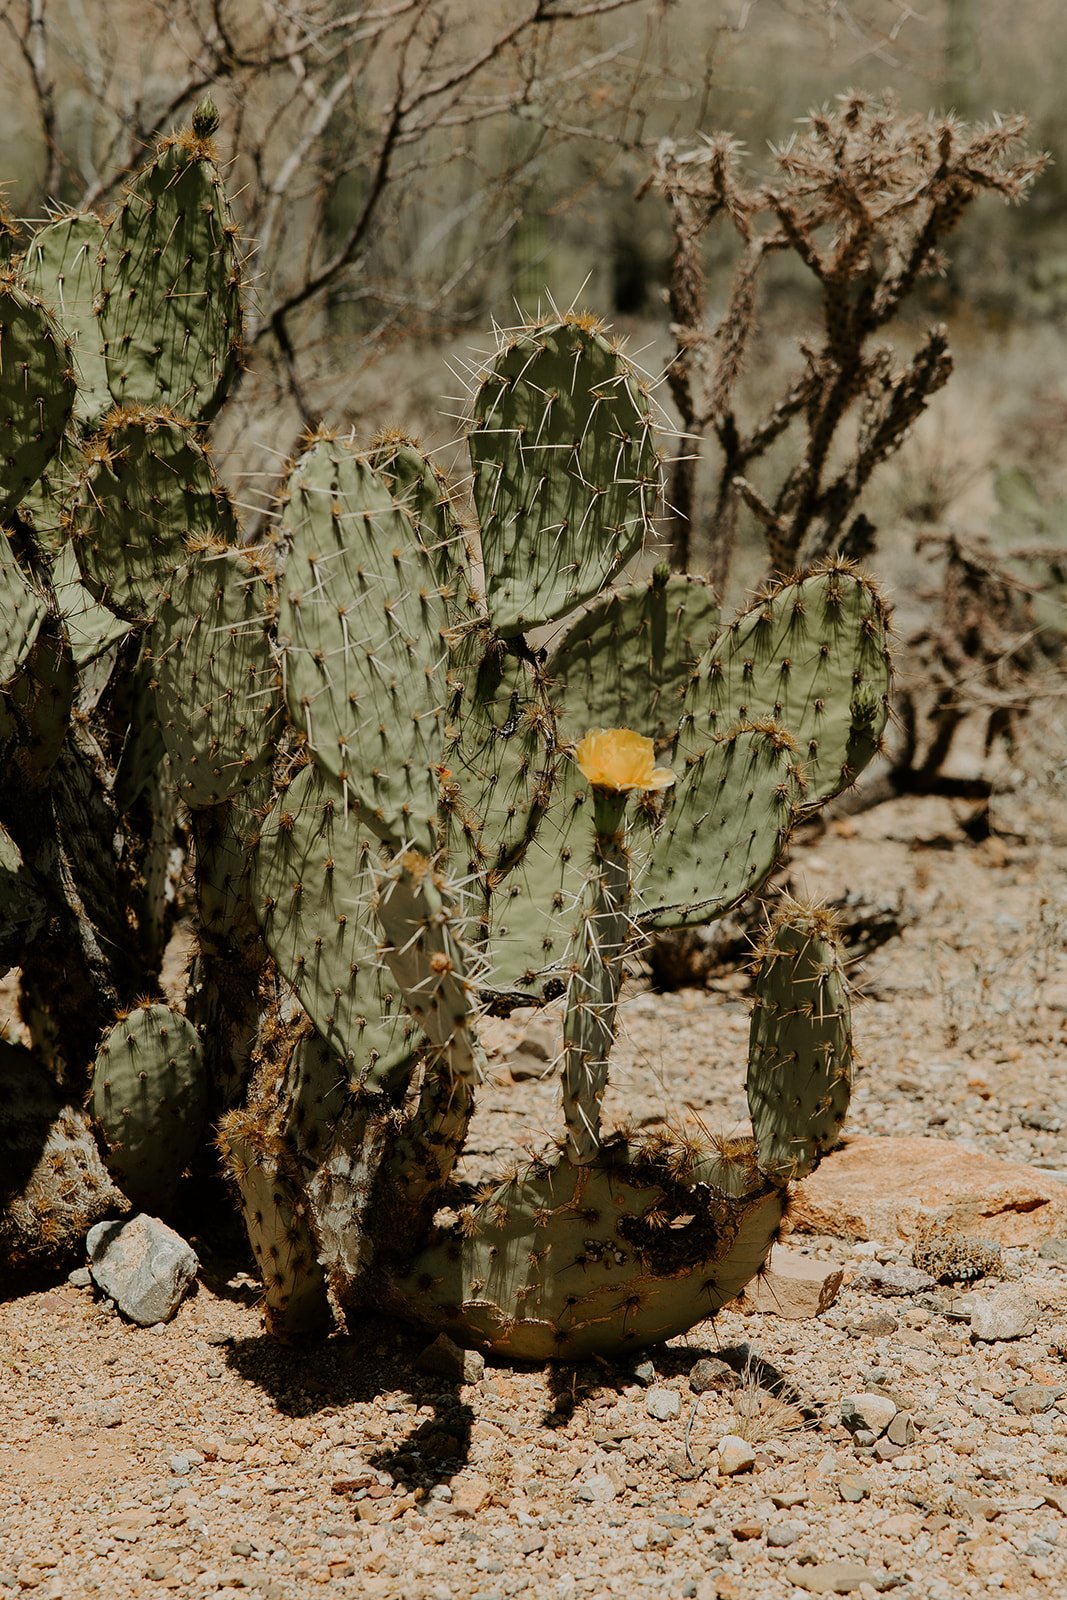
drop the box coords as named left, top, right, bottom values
left=790, top=1136, right=1067, bottom=1245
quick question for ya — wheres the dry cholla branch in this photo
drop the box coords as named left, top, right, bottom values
left=646, top=91, right=1047, bottom=583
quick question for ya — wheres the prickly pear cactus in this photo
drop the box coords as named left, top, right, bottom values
left=0, top=107, right=892, bottom=1363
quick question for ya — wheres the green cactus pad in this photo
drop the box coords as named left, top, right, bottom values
left=97, top=128, right=242, bottom=421
left=92, top=1003, right=208, bottom=1213
left=277, top=435, right=453, bottom=849
left=23, top=212, right=110, bottom=427
left=367, top=433, right=474, bottom=600
left=681, top=562, right=892, bottom=808
left=0, top=530, right=48, bottom=691
left=481, top=721, right=799, bottom=996
left=548, top=567, right=721, bottom=746
left=469, top=317, right=661, bottom=636
left=442, top=630, right=558, bottom=882
left=0, top=281, right=76, bottom=517
left=746, top=901, right=853, bottom=1182
left=51, top=543, right=132, bottom=669
left=146, top=538, right=279, bottom=808
left=71, top=408, right=240, bottom=623
left=0, top=823, right=47, bottom=972
left=251, top=758, right=418, bottom=1088
left=386, top=1134, right=783, bottom=1359
left=0, top=615, right=75, bottom=784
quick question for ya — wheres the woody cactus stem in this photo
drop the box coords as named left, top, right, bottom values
left=560, top=785, right=631, bottom=1164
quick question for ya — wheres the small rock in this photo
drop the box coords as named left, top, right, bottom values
left=736, top=1247, right=844, bottom=1318
left=167, top=1453, right=202, bottom=1476
left=841, top=1392, right=897, bottom=1437
left=853, top=1262, right=937, bottom=1297
left=782, top=1560, right=881, bottom=1594
left=716, top=1435, right=756, bottom=1475
left=575, top=1473, right=617, bottom=1505
left=414, top=1333, right=484, bottom=1384
left=646, top=1386, right=681, bottom=1421
left=512, top=1020, right=555, bottom=1061
left=67, top=1267, right=91, bottom=1289
left=969, top=1286, right=1040, bottom=1342
left=519, top=1532, right=545, bottom=1555
left=886, top=1411, right=915, bottom=1446
left=632, top=1359, right=656, bottom=1387
left=1007, top=1385, right=1064, bottom=1415
left=1038, top=1239, right=1067, bottom=1264
left=855, top=1311, right=898, bottom=1335
left=731, top=1521, right=763, bottom=1540
left=771, top=1490, right=808, bottom=1508
left=689, top=1357, right=739, bottom=1394
left=873, top=1438, right=903, bottom=1461
left=96, top=1402, right=123, bottom=1429
left=767, top=1523, right=803, bottom=1547
left=86, top=1215, right=198, bottom=1327
left=450, top=1473, right=492, bottom=1516
left=838, top=1475, right=870, bottom=1502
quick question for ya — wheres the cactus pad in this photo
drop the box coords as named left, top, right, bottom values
left=746, top=901, right=853, bottom=1182
left=251, top=758, right=419, bottom=1088
left=23, top=211, right=110, bottom=427
left=71, top=408, right=240, bottom=623
left=92, top=1003, right=208, bottom=1213
left=277, top=436, right=453, bottom=849
left=469, top=317, right=660, bottom=636
left=0, top=281, right=76, bottom=517
left=97, top=127, right=242, bottom=421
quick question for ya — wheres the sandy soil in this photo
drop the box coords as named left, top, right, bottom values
left=1, top=716, right=1066, bottom=1600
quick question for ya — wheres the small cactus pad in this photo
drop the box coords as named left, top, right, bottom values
left=0, top=281, right=76, bottom=517
left=387, top=1135, right=783, bottom=1359
left=746, top=901, right=853, bottom=1182
left=277, top=436, right=453, bottom=849
left=23, top=212, right=110, bottom=427
left=71, top=408, right=240, bottom=622
left=548, top=567, right=721, bottom=746
left=97, top=126, right=242, bottom=421
left=680, top=562, right=891, bottom=807
left=0, top=530, right=48, bottom=691
left=367, top=433, right=474, bottom=600
left=468, top=317, right=660, bottom=636
left=92, top=1003, right=208, bottom=1213
left=250, top=759, right=418, bottom=1088
left=145, top=539, right=279, bottom=808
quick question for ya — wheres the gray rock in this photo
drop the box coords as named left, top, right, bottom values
left=969, top=1286, right=1040, bottom=1342
left=646, top=1385, right=681, bottom=1421
left=841, top=1392, right=897, bottom=1437
left=86, top=1214, right=198, bottom=1326
left=838, top=1475, right=870, bottom=1502
left=1038, top=1239, right=1067, bottom=1264
left=1007, top=1384, right=1064, bottom=1415
left=767, top=1523, right=804, bottom=1547
left=67, top=1267, right=92, bottom=1289
left=575, top=1472, right=617, bottom=1504
left=854, top=1262, right=937, bottom=1297
left=689, top=1356, right=739, bottom=1394
left=782, top=1560, right=883, bottom=1594
left=886, top=1410, right=916, bottom=1445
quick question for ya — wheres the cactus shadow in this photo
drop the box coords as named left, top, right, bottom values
left=223, top=1316, right=474, bottom=1490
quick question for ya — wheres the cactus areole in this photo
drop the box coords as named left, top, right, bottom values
left=0, top=109, right=891, bottom=1358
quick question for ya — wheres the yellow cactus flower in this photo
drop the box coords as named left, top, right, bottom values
left=574, top=727, right=675, bottom=793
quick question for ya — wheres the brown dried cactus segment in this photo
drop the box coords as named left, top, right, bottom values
left=0, top=279, right=76, bottom=518
left=70, top=407, right=240, bottom=623
left=97, top=123, right=243, bottom=422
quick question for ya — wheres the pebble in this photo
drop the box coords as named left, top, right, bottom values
left=646, top=1386, right=681, bottom=1420
left=716, top=1435, right=756, bottom=1475
left=66, top=1268, right=91, bottom=1289
left=86, top=1215, right=198, bottom=1327
left=840, top=1392, right=897, bottom=1436
left=969, top=1286, right=1040, bottom=1341
left=414, top=1333, right=485, bottom=1384
left=1006, top=1384, right=1064, bottom=1414
left=767, top=1523, right=804, bottom=1547
left=838, top=1476, right=870, bottom=1502
left=575, top=1473, right=617, bottom=1504
left=782, top=1559, right=882, bottom=1594
left=886, top=1410, right=915, bottom=1445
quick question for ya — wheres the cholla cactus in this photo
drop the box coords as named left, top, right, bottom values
left=0, top=108, right=891, bottom=1362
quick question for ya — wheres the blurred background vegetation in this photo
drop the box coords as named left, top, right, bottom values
left=2, top=0, right=1064, bottom=643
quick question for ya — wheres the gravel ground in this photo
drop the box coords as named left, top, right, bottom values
left=2, top=733, right=1066, bottom=1600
